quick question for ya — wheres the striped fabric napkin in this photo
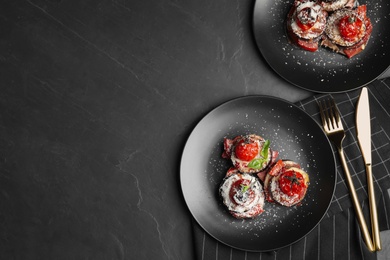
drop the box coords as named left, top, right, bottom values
left=193, top=76, right=390, bottom=260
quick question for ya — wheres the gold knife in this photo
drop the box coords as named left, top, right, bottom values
left=356, top=87, right=381, bottom=251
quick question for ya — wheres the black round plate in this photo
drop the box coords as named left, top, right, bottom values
left=180, top=96, right=336, bottom=252
left=253, top=0, right=390, bottom=93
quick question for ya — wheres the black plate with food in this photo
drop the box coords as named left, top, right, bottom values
left=253, top=0, right=390, bottom=93
left=180, top=96, right=336, bottom=252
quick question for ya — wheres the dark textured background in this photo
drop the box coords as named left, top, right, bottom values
left=2, top=0, right=388, bottom=259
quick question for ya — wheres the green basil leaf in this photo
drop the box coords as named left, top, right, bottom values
left=248, top=140, right=270, bottom=169
left=261, top=140, right=270, bottom=158
left=247, top=158, right=265, bottom=169
left=240, top=184, right=250, bottom=193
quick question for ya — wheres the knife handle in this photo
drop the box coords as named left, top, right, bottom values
left=338, top=148, right=375, bottom=252
left=366, top=164, right=382, bottom=251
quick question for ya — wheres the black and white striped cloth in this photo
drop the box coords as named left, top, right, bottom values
left=193, top=76, right=390, bottom=260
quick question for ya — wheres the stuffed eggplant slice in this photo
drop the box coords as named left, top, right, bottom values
left=321, top=5, right=373, bottom=58
left=222, top=134, right=278, bottom=175
left=286, top=0, right=328, bottom=52
left=219, top=168, right=265, bottom=219
left=264, top=160, right=310, bottom=207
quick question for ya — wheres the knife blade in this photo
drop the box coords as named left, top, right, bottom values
left=356, top=87, right=381, bottom=251
left=356, top=88, right=371, bottom=164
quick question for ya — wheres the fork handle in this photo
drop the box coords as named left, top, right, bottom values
left=366, top=164, right=382, bottom=251
left=338, top=148, right=375, bottom=252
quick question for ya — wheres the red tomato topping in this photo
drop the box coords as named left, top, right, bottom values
left=278, top=170, right=306, bottom=197
left=338, top=15, right=363, bottom=41
left=229, top=179, right=255, bottom=203
left=268, top=159, right=284, bottom=176
left=296, top=19, right=313, bottom=31
left=355, top=5, right=367, bottom=18
left=296, top=7, right=315, bottom=31
left=297, top=38, right=319, bottom=52
left=234, top=140, right=259, bottom=161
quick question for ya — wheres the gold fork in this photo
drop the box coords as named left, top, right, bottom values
left=318, top=98, right=375, bottom=252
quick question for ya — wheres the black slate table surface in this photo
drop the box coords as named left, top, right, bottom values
left=0, top=1, right=387, bottom=260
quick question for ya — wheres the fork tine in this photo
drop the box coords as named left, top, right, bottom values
left=318, top=100, right=328, bottom=130
left=319, top=99, right=334, bottom=131
left=329, top=98, right=343, bottom=130
left=324, top=99, right=334, bottom=130
left=327, top=99, right=336, bottom=130
left=318, top=98, right=343, bottom=131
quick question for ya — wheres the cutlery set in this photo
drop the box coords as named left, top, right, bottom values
left=318, top=87, right=381, bottom=252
